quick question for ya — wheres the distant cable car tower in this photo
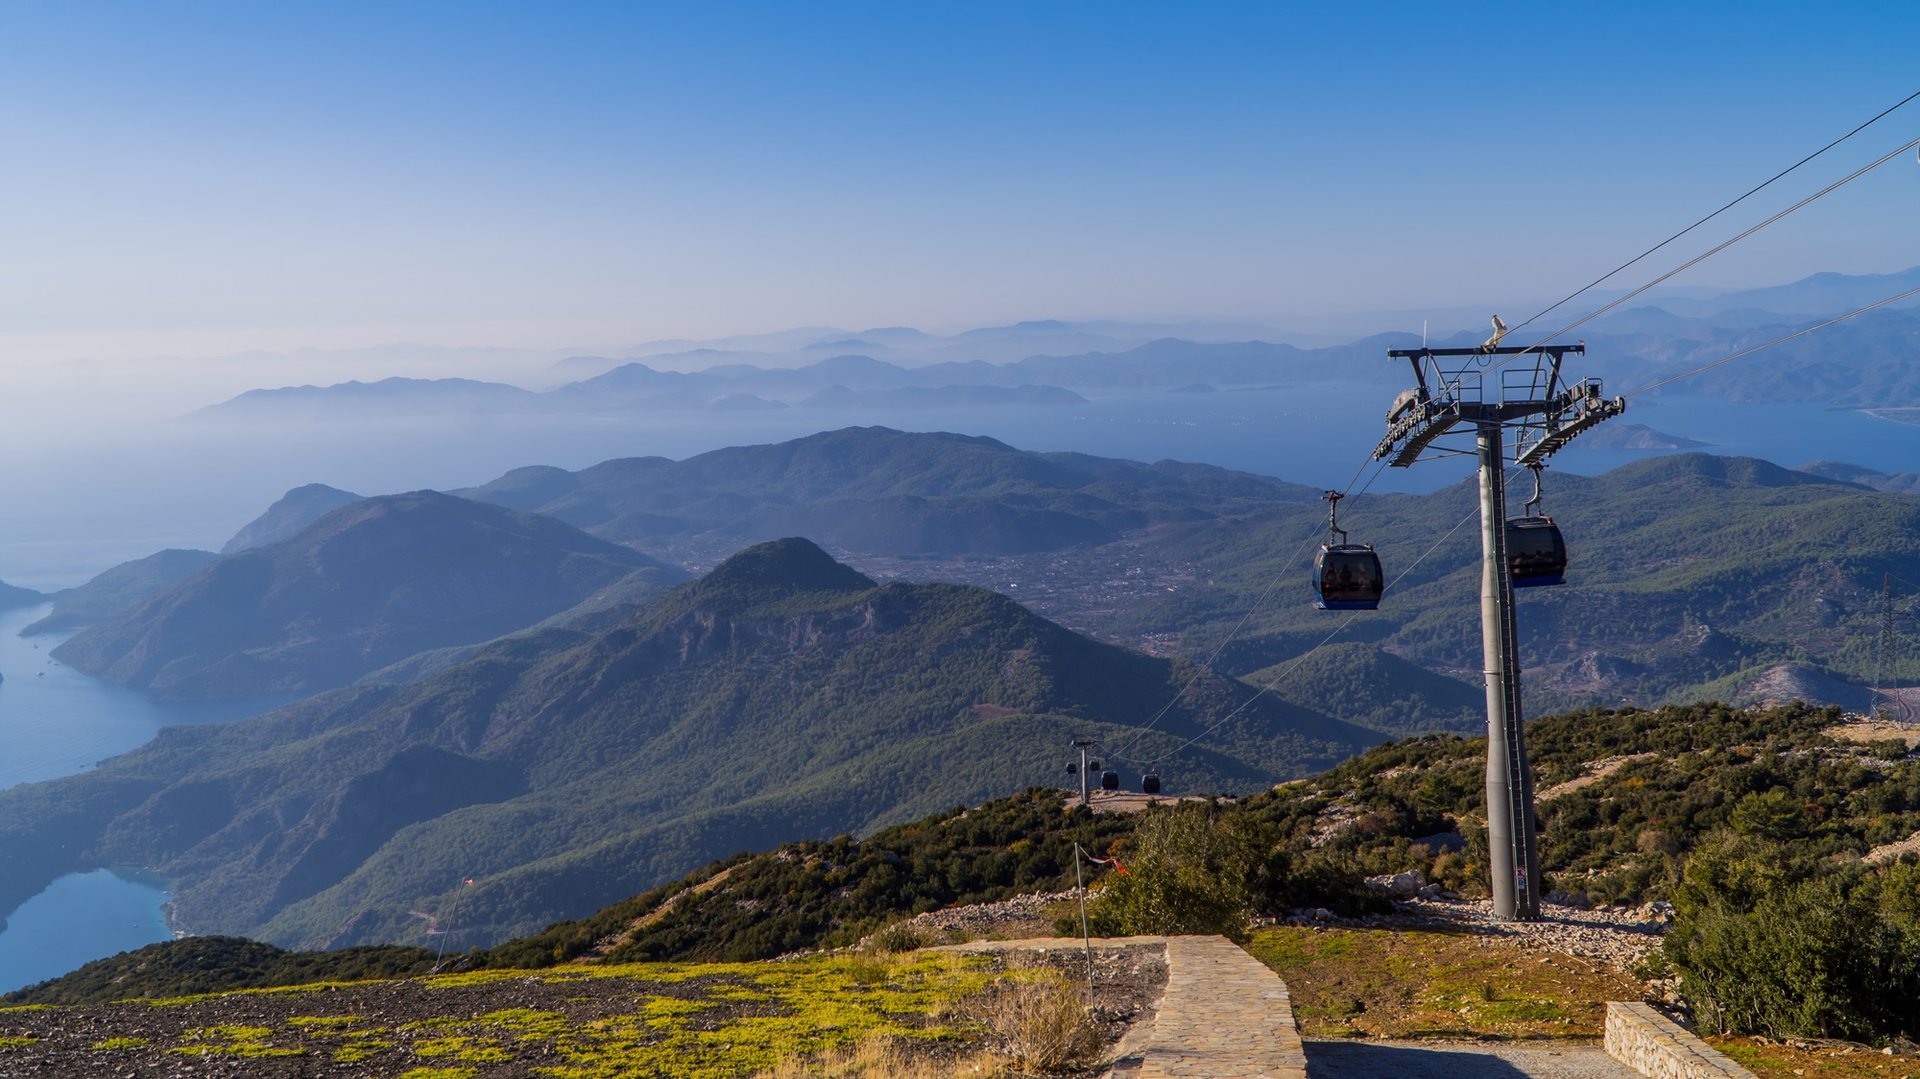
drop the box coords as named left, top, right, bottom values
left=1373, top=337, right=1624, bottom=920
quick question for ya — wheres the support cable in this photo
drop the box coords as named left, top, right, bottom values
left=1504, top=88, right=1920, bottom=338
left=1104, top=99, right=1920, bottom=772
left=1490, top=134, right=1920, bottom=377
left=1131, top=490, right=1488, bottom=766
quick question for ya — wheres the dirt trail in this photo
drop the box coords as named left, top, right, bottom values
left=584, top=864, right=738, bottom=959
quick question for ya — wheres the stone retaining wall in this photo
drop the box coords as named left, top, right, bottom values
left=1604, top=1002, right=1754, bottom=1079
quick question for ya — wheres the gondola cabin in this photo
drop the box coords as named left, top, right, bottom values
left=1141, top=771, right=1162, bottom=795
left=1100, top=770, right=1119, bottom=791
left=1314, top=544, right=1384, bottom=610
left=1506, top=516, right=1567, bottom=588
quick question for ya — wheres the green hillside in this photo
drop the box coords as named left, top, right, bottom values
left=0, top=539, right=1380, bottom=952
left=22, top=697, right=1920, bottom=1052
left=456, top=425, right=1321, bottom=557
left=1103, top=453, right=1920, bottom=716
left=50, top=490, right=683, bottom=701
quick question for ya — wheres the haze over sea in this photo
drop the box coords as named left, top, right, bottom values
left=0, top=385, right=1909, bottom=591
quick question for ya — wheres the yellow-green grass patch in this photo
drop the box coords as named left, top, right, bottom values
left=1713, top=1037, right=1918, bottom=1079
left=1244, top=925, right=1646, bottom=1040
left=169, top=1023, right=306, bottom=1058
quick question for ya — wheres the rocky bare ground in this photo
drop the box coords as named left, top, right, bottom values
left=883, top=878, right=1670, bottom=973
left=1280, top=892, right=1669, bottom=973
left=867, top=890, right=1077, bottom=946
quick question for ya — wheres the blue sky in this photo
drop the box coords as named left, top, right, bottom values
left=2, top=1, right=1916, bottom=360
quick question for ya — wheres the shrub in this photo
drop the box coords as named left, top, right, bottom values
left=868, top=920, right=930, bottom=954
left=1087, top=803, right=1255, bottom=939
left=1665, top=845, right=1920, bottom=1041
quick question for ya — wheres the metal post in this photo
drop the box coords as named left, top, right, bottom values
left=1073, top=740, right=1093, bottom=807
left=1073, top=844, right=1095, bottom=1010
left=1476, top=422, right=1540, bottom=920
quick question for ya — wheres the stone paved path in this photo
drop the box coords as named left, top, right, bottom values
left=1130, top=935, right=1308, bottom=1078
left=941, top=935, right=1641, bottom=1079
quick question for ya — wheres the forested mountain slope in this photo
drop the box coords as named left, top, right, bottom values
left=50, top=491, right=681, bottom=700
left=455, top=425, right=1322, bottom=558
left=0, top=539, right=1379, bottom=951
left=1104, top=453, right=1920, bottom=717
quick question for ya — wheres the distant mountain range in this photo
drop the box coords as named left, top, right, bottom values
left=44, top=426, right=1917, bottom=726
left=0, top=425, right=1334, bottom=647
left=0, top=538, right=1381, bottom=949
left=188, top=337, right=1401, bottom=421
left=182, top=265, right=1920, bottom=422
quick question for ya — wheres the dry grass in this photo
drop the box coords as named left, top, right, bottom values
left=756, top=1033, right=1011, bottom=1078
left=985, top=970, right=1101, bottom=1074
left=1827, top=717, right=1920, bottom=747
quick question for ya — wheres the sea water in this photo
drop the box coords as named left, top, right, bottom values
left=0, top=871, right=173, bottom=994
left=0, top=603, right=282, bottom=994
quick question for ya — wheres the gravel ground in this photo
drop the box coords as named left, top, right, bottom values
left=1296, top=896, right=1669, bottom=971
left=874, top=889, right=1076, bottom=944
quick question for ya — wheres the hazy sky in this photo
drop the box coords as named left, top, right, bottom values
left=3, top=1, right=1916, bottom=362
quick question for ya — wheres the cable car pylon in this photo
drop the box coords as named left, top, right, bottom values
left=1372, top=336, right=1624, bottom=921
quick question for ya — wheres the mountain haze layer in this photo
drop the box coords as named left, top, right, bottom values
left=21, top=549, right=219, bottom=636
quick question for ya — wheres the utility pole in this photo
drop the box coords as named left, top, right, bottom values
left=1875, top=574, right=1912, bottom=725
left=1375, top=340, right=1623, bottom=920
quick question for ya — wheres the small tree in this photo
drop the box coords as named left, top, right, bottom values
left=1087, top=803, right=1254, bottom=940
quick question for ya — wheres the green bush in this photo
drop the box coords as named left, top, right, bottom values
left=1664, top=834, right=1920, bottom=1041
left=1086, top=803, right=1255, bottom=940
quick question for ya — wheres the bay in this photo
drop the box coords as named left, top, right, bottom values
left=0, top=604, right=282, bottom=790
left=0, top=871, right=172, bottom=995
left=0, top=602, right=284, bottom=994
